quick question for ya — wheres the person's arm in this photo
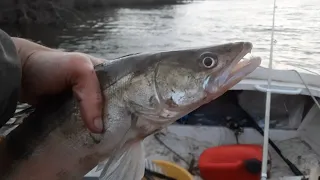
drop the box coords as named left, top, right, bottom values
left=0, top=29, right=21, bottom=129
left=0, top=31, right=104, bottom=133
left=10, top=37, right=60, bottom=68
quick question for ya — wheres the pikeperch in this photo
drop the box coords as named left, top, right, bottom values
left=0, top=42, right=261, bottom=180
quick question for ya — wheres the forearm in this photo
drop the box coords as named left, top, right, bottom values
left=10, top=37, right=60, bottom=68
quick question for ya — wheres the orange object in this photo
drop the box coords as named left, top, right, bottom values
left=142, top=160, right=193, bottom=180
left=198, top=144, right=265, bottom=180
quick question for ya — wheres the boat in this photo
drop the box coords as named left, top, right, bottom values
left=139, top=65, right=320, bottom=180
left=79, top=63, right=320, bottom=180
left=135, top=1, right=320, bottom=178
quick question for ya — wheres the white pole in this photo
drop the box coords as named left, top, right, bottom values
left=261, top=0, right=277, bottom=179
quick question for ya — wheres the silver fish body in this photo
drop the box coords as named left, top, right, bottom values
left=0, top=42, right=261, bottom=180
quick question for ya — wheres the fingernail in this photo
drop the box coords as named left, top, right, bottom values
left=94, top=117, right=103, bottom=132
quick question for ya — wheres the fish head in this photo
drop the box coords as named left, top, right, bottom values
left=153, top=42, right=261, bottom=118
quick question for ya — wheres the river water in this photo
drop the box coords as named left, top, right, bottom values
left=2, top=0, right=320, bottom=72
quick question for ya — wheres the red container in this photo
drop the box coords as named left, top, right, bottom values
left=198, top=144, right=265, bottom=180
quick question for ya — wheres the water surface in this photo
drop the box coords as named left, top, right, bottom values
left=2, top=0, right=320, bottom=72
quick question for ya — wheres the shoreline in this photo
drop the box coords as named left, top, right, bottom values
left=0, top=0, right=192, bottom=25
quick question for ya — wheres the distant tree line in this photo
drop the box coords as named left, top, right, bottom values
left=0, top=0, right=193, bottom=24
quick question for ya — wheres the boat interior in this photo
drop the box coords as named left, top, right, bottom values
left=143, top=89, right=320, bottom=180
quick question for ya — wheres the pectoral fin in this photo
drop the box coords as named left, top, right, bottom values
left=98, top=141, right=145, bottom=180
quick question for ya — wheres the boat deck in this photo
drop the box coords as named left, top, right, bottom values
left=143, top=130, right=320, bottom=180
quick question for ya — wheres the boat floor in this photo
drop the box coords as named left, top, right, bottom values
left=143, top=130, right=320, bottom=180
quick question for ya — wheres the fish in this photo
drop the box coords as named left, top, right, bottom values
left=0, top=42, right=261, bottom=180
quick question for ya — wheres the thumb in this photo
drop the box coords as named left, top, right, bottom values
left=69, top=55, right=104, bottom=133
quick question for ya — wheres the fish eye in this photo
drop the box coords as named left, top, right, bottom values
left=202, top=57, right=216, bottom=68
left=200, top=53, right=218, bottom=69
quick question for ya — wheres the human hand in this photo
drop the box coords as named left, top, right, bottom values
left=12, top=37, right=104, bottom=133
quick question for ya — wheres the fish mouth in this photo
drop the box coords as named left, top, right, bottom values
left=228, top=55, right=262, bottom=82
left=225, top=48, right=262, bottom=86
left=205, top=42, right=261, bottom=95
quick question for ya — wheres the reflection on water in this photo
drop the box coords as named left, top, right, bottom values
left=2, top=0, right=320, bottom=72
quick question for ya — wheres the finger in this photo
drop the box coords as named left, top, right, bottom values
left=68, top=54, right=104, bottom=133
